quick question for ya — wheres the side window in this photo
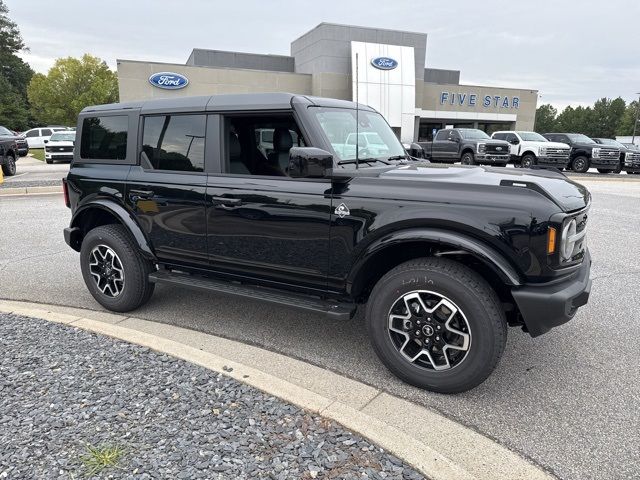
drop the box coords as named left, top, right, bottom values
left=25, top=129, right=39, bottom=138
left=80, top=115, right=128, bottom=160
left=493, top=133, right=505, bottom=140
left=142, top=114, right=205, bottom=172
left=506, top=133, right=518, bottom=143
left=41, top=128, right=53, bottom=137
left=223, top=114, right=306, bottom=177
left=449, top=131, right=460, bottom=141
left=435, top=130, right=449, bottom=141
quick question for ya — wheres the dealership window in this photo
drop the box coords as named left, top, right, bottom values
left=142, top=114, right=206, bottom=172
left=80, top=116, right=128, bottom=160
left=223, top=115, right=306, bottom=176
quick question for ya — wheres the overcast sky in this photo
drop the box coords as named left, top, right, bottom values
left=7, top=0, right=640, bottom=110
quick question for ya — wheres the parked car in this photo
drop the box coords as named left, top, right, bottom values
left=22, top=126, right=67, bottom=149
left=0, top=128, right=19, bottom=176
left=63, top=93, right=592, bottom=394
left=44, top=130, right=76, bottom=164
left=0, top=126, right=29, bottom=156
left=542, top=133, right=620, bottom=173
left=491, top=131, right=570, bottom=169
left=417, top=128, right=510, bottom=166
left=591, top=138, right=639, bottom=174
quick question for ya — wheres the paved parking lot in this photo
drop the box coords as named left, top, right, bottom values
left=1, top=178, right=639, bottom=480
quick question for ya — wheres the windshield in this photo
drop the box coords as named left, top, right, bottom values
left=0, top=126, right=13, bottom=136
left=309, top=107, right=405, bottom=163
left=623, top=143, right=640, bottom=150
left=50, top=132, right=76, bottom=142
left=596, top=138, right=625, bottom=148
left=517, top=131, right=547, bottom=142
left=458, top=129, right=490, bottom=140
left=567, top=134, right=595, bottom=144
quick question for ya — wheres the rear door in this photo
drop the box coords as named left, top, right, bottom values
left=126, top=113, right=209, bottom=268
left=431, top=129, right=451, bottom=160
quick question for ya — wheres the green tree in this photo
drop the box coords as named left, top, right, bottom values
left=588, top=97, right=626, bottom=137
left=556, top=105, right=593, bottom=134
left=27, top=54, right=119, bottom=126
left=0, top=0, right=33, bottom=130
left=618, top=100, right=640, bottom=136
left=534, top=104, right=557, bottom=133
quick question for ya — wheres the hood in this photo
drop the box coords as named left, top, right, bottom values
left=572, top=142, right=598, bottom=149
left=539, top=141, right=570, bottom=149
left=376, top=163, right=590, bottom=212
left=481, top=139, right=510, bottom=146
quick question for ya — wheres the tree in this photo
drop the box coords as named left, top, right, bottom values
left=28, top=54, right=119, bottom=126
left=0, top=0, right=33, bottom=130
left=534, top=104, right=557, bottom=133
left=618, top=100, right=640, bottom=136
left=555, top=106, right=593, bottom=134
left=589, top=97, right=626, bottom=137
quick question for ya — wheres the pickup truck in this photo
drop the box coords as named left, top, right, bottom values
left=0, top=126, right=19, bottom=176
left=491, top=131, right=570, bottom=169
left=62, top=93, right=592, bottom=393
left=418, top=128, right=510, bottom=166
left=543, top=133, right=620, bottom=173
left=591, top=138, right=638, bottom=174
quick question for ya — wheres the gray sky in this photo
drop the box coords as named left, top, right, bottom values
left=7, top=0, right=640, bottom=110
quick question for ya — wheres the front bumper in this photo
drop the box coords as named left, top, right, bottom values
left=511, top=249, right=592, bottom=337
left=590, top=158, right=619, bottom=170
left=475, top=154, right=509, bottom=164
left=45, top=151, right=74, bottom=161
left=537, top=156, right=569, bottom=167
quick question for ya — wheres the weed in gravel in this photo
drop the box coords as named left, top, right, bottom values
left=78, top=444, right=124, bottom=477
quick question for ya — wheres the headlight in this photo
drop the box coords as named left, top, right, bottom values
left=477, top=143, right=486, bottom=153
left=560, top=219, right=577, bottom=261
left=539, top=147, right=547, bottom=156
left=592, top=147, right=600, bottom=159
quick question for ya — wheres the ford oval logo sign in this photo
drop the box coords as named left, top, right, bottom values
left=148, top=72, right=189, bottom=90
left=371, top=57, right=398, bottom=70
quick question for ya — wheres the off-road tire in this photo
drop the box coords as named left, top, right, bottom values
left=572, top=156, right=589, bottom=173
left=1, top=152, right=16, bottom=176
left=366, top=257, right=507, bottom=393
left=461, top=152, right=475, bottom=165
left=80, top=224, right=155, bottom=312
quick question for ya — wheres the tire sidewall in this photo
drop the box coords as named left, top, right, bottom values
left=522, top=154, right=534, bottom=169
left=3, top=153, right=16, bottom=176
left=461, top=152, right=474, bottom=165
left=572, top=156, right=589, bottom=173
left=366, top=263, right=503, bottom=392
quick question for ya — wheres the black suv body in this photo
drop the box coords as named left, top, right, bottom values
left=417, top=128, right=510, bottom=166
left=543, top=133, right=621, bottom=173
left=592, top=138, right=640, bottom=174
left=63, top=93, right=592, bottom=393
left=0, top=126, right=19, bottom=176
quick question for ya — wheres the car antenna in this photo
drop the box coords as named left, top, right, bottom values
left=355, top=52, right=359, bottom=170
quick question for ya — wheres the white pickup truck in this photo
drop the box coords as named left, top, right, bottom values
left=491, top=131, right=570, bottom=169
left=332, top=132, right=391, bottom=159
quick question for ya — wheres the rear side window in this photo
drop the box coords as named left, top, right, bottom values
left=25, top=129, right=39, bottom=138
left=41, top=128, right=52, bottom=136
left=80, top=116, right=128, bottom=160
left=493, top=133, right=506, bottom=140
left=142, top=114, right=205, bottom=172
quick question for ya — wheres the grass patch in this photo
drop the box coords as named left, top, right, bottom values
left=29, top=148, right=45, bottom=161
left=78, top=444, right=124, bottom=477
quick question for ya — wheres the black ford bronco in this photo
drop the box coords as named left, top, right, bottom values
left=63, top=93, right=592, bottom=393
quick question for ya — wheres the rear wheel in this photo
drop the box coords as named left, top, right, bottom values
left=572, top=156, right=589, bottom=173
left=80, top=225, right=155, bottom=312
left=366, top=257, right=507, bottom=393
left=461, top=152, right=475, bottom=165
left=1, top=152, right=16, bottom=176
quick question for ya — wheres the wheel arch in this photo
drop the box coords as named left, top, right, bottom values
left=347, top=229, right=522, bottom=305
left=521, top=150, right=537, bottom=159
left=69, top=199, right=155, bottom=260
left=461, top=147, right=475, bottom=157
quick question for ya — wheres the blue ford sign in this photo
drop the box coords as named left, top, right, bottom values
left=148, top=72, right=189, bottom=90
left=370, top=57, right=398, bottom=70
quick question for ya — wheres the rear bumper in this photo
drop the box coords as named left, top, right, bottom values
left=63, top=226, right=81, bottom=251
left=511, top=249, right=592, bottom=337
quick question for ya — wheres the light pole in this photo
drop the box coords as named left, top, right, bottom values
left=632, top=92, right=640, bottom=145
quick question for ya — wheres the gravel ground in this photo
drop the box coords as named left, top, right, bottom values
left=0, top=314, right=424, bottom=480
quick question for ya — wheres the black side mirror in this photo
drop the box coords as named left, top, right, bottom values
left=44, top=139, right=49, bottom=144
left=451, top=137, right=460, bottom=143
left=288, top=147, right=333, bottom=178
left=510, top=139, right=520, bottom=145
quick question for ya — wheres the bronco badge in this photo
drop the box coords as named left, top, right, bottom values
left=334, top=203, right=350, bottom=218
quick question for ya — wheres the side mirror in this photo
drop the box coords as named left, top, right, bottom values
left=44, top=139, right=49, bottom=144
left=451, top=137, right=460, bottom=143
left=509, top=139, right=520, bottom=145
left=288, top=147, right=333, bottom=178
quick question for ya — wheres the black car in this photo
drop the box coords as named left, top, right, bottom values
left=62, top=93, right=592, bottom=393
left=0, top=126, right=19, bottom=176
left=543, top=133, right=621, bottom=173
left=417, top=128, right=510, bottom=166
left=10, top=130, right=29, bottom=156
left=592, top=138, right=640, bottom=174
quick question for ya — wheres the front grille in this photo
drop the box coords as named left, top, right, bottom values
left=625, top=152, right=640, bottom=166
left=597, top=147, right=620, bottom=160
left=544, top=147, right=570, bottom=159
left=563, top=208, right=589, bottom=264
left=486, top=144, right=508, bottom=154
left=53, top=146, right=73, bottom=152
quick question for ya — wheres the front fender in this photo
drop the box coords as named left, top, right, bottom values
left=70, top=199, right=155, bottom=259
left=347, top=228, right=523, bottom=293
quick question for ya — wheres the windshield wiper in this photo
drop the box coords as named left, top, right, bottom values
left=337, top=158, right=390, bottom=166
left=386, top=155, right=409, bottom=162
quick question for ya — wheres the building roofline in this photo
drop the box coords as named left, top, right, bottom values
left=188, top=48, right=294, bottom=60
left=116, top=58, right=311, bottom=77
left=290, top=21, right=427, bottom=44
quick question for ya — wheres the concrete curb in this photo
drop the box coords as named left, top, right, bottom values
left=0, top=299, right=554, bottom=480
left=0, top=185, right=62, bottom=196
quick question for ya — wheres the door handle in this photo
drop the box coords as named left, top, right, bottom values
left=129, top=189, right=154, bottom=199
left=211, top=196, right=243, bottom=207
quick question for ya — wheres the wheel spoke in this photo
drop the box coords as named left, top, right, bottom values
left=88, top=245, right=125, bottom=298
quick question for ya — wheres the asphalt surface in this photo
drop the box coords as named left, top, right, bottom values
left=1, top=313, right=422, bottom=480
left=1, top=179, right=639, bottom=480
left=0, top=155, right=69, bottom=188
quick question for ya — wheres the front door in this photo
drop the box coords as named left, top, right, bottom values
left=126, top=113, right=209, bottom=267
left=206, top=113, right=332, bottom=292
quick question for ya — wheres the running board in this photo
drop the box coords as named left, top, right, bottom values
left=149, top=270, right=356, bottom=320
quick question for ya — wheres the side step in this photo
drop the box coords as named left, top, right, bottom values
left=149, top=270, right=356, bottom=320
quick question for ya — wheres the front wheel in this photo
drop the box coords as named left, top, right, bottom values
left=521, top=154, right=535, bottom=169
left=80, top=224, right=155, bottom=312
left=1, top=153, right=16, bottom=176
left=366, top=258, right=507, bottom=393
left=460, top=152, right=475, bottom=165
left=572, top=156, right=589, bottom=173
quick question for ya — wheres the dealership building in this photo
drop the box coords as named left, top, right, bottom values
left=117, top=23, right=538, bottom=142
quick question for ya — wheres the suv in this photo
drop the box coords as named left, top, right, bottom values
left=63, top=93, right=592, bottom=393
left=418, top=128, right=510, bottom=166
left=543, top=133, right=620, bottom=173
left=491, top=131, right=570, bottom=169
left=0, top=126, right=19, bottom=176
left=592, top=138, right=639, bottom=174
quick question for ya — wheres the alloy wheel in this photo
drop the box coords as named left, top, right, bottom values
left=88, top=245, right=125, bottom=297
left=387, top=291, right=471, bottom=371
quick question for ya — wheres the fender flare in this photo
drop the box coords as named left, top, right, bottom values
left=347, top=228, right=523, bottom=294
left=70, top=199, right=155, bottom=259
